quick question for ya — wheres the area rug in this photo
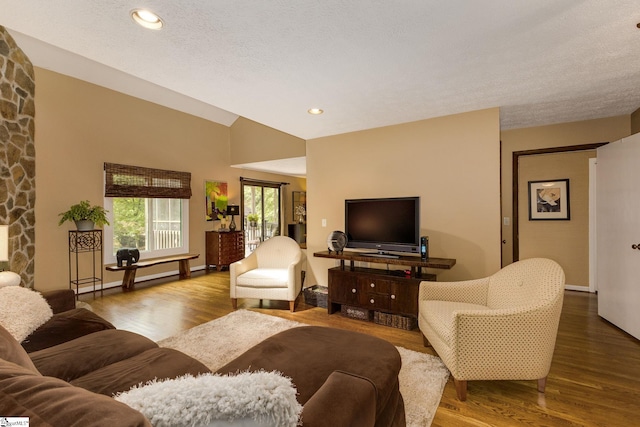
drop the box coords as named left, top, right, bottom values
left=159, top=309, right=449, bottom=427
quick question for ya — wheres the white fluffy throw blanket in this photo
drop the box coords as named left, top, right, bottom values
left=115, top=371, right=302, bottom=427
left=0, top=286, right=53, bottom=342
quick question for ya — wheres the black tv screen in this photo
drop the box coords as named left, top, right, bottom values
left=345, top=197, right=420, bottom=255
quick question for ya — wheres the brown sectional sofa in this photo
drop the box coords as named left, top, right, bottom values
left=1, top=289, right=406, bottom=426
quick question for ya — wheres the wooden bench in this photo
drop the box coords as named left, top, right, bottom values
left=106, top=253, right=199, bottom=290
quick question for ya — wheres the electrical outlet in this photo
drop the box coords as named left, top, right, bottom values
left=322, top=219, right=327, bottom=227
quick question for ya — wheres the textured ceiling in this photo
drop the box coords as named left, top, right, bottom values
left=2, top=1, right=640, bottom=143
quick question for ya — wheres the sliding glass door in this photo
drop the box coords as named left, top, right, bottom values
left=241, top=179, right=281, bottom=253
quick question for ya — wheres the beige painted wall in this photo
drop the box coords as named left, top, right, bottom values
left=518, top=151, right=594, bottom=287
left=632, top=107, right=640, bottom=135
left=500, top=116, right=631, bottom=268
left=34, top=68, right=304, bottom=292
left=305, top=108, right=501, bottom=288
left=230, top=117, right=305, bottom=165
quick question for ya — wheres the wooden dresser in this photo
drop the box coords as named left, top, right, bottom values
left=205, top=231, right=245, bottom=271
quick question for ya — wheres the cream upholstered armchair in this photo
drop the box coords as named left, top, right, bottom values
left=418, top=258, right=565, bottom=401
left=230, top=236, right=303, bottom=312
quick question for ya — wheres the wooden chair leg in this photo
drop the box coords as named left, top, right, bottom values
left=231, top=298, right=237, bottom=309
left=289, top=300, right=295, bottom=312
left=454, top=378, right=467, bottom=401
left=537, top=377, right=547, bottom=393
left=422, top=334, right=431, bottom=347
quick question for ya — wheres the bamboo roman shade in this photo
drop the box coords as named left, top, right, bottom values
left=104, top=163, right=192, bottom=199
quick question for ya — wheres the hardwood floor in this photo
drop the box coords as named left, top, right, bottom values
left=82, top=271, right=640, bottom=426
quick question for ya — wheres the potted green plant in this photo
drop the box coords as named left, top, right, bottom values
left=247, top=213, right=259, bottom=227
left=58, top=200, right=110, bottom=231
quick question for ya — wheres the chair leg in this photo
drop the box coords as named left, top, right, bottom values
left=289, top=300, right=295, bottom=312
left=453, top=378, right=467, bottom=401
left=231, top=298, right=237, bottom=310
left=422, top=334, right=431, bottom=347
left=537, top=377, right=547, bottom=393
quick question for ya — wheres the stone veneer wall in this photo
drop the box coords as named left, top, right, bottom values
left=0, top=26, right=36, bottom=288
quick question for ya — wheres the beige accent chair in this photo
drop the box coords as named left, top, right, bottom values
left=230, top=236, right=303, bottom=312
left=418, top=258, right=565, bottom=401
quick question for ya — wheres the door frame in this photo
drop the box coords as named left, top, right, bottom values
left=588, top=157, right=597, bottom=292
left=511, top=143, right=607, bottom=263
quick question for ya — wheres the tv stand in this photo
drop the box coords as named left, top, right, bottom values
left=361, top=252, right=399, bottom=259
left=314, top=251, right=456, bottom=322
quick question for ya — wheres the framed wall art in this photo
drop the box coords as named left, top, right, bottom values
left=205, top=180, right=228, bottom=221
left=528, top=179, right=570, bottom=221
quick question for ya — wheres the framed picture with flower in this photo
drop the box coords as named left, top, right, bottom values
left=528, top=179, right=570, bottom=220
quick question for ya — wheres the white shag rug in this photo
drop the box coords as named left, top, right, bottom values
left=159, top=310, right=449, bottom=427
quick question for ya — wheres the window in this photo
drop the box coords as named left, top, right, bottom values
left=104, top=197, right=189, bottom=263
left=103, top=163, right=191, bottom=264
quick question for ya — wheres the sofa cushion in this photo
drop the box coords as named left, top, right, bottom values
left=71, top=347, right=211, bottom=396
left=0, top=324, right=39, bottom=374
left=40, top=289, right=77, bottom=313
left=0, top=286, right=53, bottom=342
left=30, top=329, right=159, bottom=382
left=0, top=359, right=151, bottom=427
left=237, top=268, right=289, bottom=288
left=115, top=371, right=302, bottom=427
left=21, top=307, right=116, bottom=353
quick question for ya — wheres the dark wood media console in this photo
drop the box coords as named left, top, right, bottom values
left=314, top=251, right=456, bottom=318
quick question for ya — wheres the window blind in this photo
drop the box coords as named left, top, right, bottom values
left=104, top=163, right=192, bottom=199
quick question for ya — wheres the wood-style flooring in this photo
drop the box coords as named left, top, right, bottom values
left=82, top=271, right=640, bottom=426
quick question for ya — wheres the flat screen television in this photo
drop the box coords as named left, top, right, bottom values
left=345, top=196, right=420, bottom=257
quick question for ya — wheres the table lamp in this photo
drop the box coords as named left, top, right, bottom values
left=0, top=225, right=21, bottom=287
left=227, top=205, right=240, bottom=231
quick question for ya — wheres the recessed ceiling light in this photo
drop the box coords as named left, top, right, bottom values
left=131, top=9, right=164, bottom=30
left=307, top=108, right=324, bottom=115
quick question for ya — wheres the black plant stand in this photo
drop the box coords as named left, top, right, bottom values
left=69, top=229, right=103, bottom=299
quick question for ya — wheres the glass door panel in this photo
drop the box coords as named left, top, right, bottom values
left=241, top=181, right=280, bottom=254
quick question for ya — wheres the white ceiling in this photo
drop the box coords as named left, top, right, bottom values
left=2, top=1, right=640, bottom=175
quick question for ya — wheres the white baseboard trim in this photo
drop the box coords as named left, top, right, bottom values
left=565, top=284, right=593, bottom=293
left=75, top=263, right=208, bottom=295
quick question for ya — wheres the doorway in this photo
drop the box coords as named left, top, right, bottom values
left=511, top=143, right=605, bottom=290
left=240, top=178, right=282, bottom=254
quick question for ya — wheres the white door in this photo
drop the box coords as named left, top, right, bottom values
left=596, top=133, right=640, bottom=340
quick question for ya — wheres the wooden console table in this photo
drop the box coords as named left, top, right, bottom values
left=314, top=250, right=456, bottom=318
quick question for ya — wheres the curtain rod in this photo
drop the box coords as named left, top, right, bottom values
left=240, top=177, right=289, bottom=186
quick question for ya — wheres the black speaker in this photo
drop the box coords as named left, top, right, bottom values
left=420, top=236, right=429, bottom=261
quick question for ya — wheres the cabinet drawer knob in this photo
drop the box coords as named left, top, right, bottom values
left=391, top=294, right=396, bottom=300
left=352, top=288, right=357, bottom=293
left=370, top=298, right=375, bottom=304
left=370, top=283, right=375, bottom=288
